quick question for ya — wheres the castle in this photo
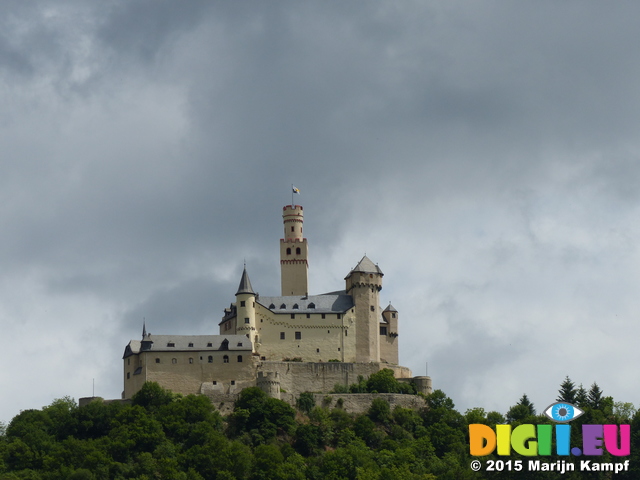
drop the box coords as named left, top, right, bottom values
left=122, top=205, right=431, bottom=402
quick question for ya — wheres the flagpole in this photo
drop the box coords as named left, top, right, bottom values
left=291, top=184, right=294, bottom=206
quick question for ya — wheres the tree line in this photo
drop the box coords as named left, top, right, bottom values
left=0, top=373, right=638, bottom=479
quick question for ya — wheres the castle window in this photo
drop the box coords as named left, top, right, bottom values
left=240, top=301, right=245, bottom=307
left=290, top=314, right=295, bottom=319
left=167, top=342, right=175, bottom=347
left=321, top=314, right=326, bottom=319
left=292, top=303, right=299, bottom=309
left=392, top=313, right=396, bottom=318
left=244, top=317, right=250, bottom=324
left=261, top=356, right=265, bottom=360
left=237, top=342, right=243, bottom=347
left=127, top=359, right=130, bottom=365
left=308, top=303, right=315, bottom=309
left=280, top=332, right=285, bottom=340
left=207, top=342, right=213, bottom=347
left=370, top=306, right=375, bottom=312
left=223, top=355, right=229, bottom=363
left=213, top=381, right=217, bottom=385
left=188, top=343, right=194, bottom=347
left=327, top=330, right=330, bottom=333
left=345, top=330, right=348, bottom=336
left=338, top=348, right=340, bottom=351
left=316, top=348, right=320, bottom=353
left=208, top=356, right=214, bottom=363
left=172, top=358, right=177, bottom=364
left=306, top=313, right=310, bottom=319
left=291, top=226, right=294, bottom=232
left=295, top=332, right=301, bottom=340
left=189, top=358, right=193, bottom=364
left=280, top=303, right=286, bottom=309
left=286, top=248, right=291, bottom=255
left=231, top=380, right=236, bottom=385
left=380, top=326, right=388, bottom=335
left=237, top=355, right=243, bottom=362
left=269, top=304, right=276, bottom=309
left=127, top=372, right=130, bottom=379
left=337, top=314, right=341, bottom=319
left=155, top=358, right=160, bottom=363
left=296, top=247, right=301, bottom=255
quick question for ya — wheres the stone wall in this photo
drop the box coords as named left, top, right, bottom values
left=256, top=361, right=413, bottom=396
left=201, top=391, right=426, bottom=416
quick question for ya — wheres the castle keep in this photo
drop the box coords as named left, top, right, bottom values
left=122, top=204, right=431, bottom=401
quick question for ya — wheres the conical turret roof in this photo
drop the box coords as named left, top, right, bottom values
left=350, top=255, right=384, bottom=275
left=383, top=303, right=397, bottom=312
left=236, top=266, right=255, bottom=295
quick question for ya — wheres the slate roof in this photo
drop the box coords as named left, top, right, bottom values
left=383, top=303, right=397, bottom=312
left=123, top=334, right=251, bottom=357
left=258, top=293, right=354, bottom=313
left=236, top=267, right=255, bottom=295
left=348, top=255, right=383, bottom=276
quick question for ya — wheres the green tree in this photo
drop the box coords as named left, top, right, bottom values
left=229, top=388, right=295, bottom=442
left=296, top=392, right=315, bottom=414
left=588, top=382, right=603, bottom=409
left=557, top=376, right=577, bottom=404
left=132, top=382, right=175, bottom=411
left=368, top=398, right=391, bottom=425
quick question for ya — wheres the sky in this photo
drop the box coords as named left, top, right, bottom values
left=1, top=0, right=640, bottom=423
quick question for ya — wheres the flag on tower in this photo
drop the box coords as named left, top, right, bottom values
left=292, top=185, right=300, bottom=194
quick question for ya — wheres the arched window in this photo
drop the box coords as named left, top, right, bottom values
left=172, top=358, right=177, bottom=364
left=308, top=303, right=315, bottom=309
left=237, top=355, right=243, bottom=363
left=296, top=247, right=301, bottom=255
left=280, top=303, right=286, bottom=309
left=208, top=356, right=213, bottom=363
left=155, top=358, right=160, bottom=363
left=286, top=248, right=291, bottom=255
left=223, top=355, right=229, bottom=363
left=269, top=303, right=276, bottom=309
left=189, top=358, right=194, bottom=364
left=292, top=303, right=299, bottom=309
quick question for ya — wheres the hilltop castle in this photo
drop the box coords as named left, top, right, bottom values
left=122, top=205, right=431, bottom=401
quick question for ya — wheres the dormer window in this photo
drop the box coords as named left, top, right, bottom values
left=308, top=303, right=315, bottom=309
left=207, top=342, right=213, bottom=347
left=292, top=304, right=299, bottom=309
left=280, top=303, right=286, bottom=309
left=188, top=343, right=194, bottom=347
left=269, top=303, right=276, bottom=309
left=167, top=342, right=175, bottom=347
left=237, top=342, right=243, bottom=347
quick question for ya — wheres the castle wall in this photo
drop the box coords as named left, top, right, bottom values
left=201, top=392, right=426, bottom=416
left=255, top=306, right=358, bottom=362
left=124, top=350, right=257, bottom=398
left=256, top=361, right=412, bottom=396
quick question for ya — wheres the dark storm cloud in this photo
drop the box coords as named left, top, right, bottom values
left=2, top=0, right=640, bottom=421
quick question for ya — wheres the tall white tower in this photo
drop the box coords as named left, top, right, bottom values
left=280, top=205, right=309, bottom=296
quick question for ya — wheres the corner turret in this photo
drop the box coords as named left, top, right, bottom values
left=235, top=266, right=257, bottom=352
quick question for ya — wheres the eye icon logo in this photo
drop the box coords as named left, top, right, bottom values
left=543, top=402, right=584, bottom=423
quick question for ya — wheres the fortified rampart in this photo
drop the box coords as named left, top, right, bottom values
left=255, top=361, right=421, bottom=396
left=201, top=391, right=427, bottom=416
